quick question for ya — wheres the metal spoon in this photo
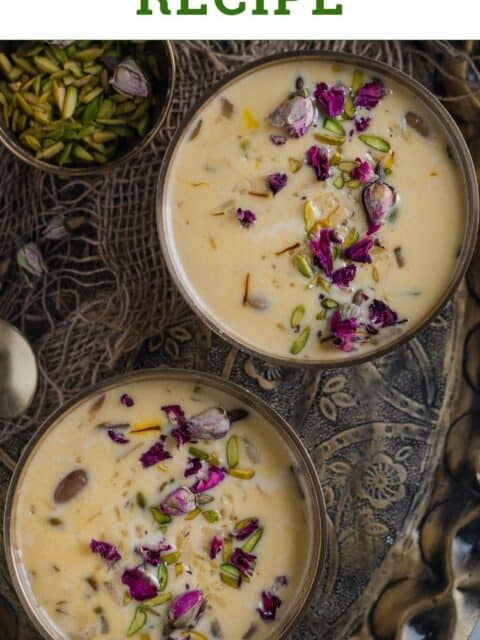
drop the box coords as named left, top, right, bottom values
left=0, top=319, right=37, bottom=418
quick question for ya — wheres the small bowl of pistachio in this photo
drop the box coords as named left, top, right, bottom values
left=0, top=41, right=175, bottom=175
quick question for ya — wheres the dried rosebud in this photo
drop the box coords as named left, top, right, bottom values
left=269, top=95, right=315, bottom=138
left=187, top=407, right=230, bottom=440
left=192, top=466, right=226, bottom=493
left=209, top=536, right=223, bottom=559
left=168, top=589, right=206, bottom=628
left=267, top=173, right=287, bottom=195
left=231, top=548, right=256, bottom=576
left=314, top=82, right=346, bottom=118
left=160, top=486, right=197, bottom=516
left=355, top=81, right=386, bottom=110
left=351, top=159, right=377, bottom=184
left=330, top=309, right=359, bottom=352
left=111, top=59, right=149, bottom=98
left=17, top=242, right=47, bottom=278
left=121, top=567, right=158, bottom=601
left=363, top=181, right=396, bottom=225
left=310, top=229, right=333, bottom=277
left=236, top=208, right=256, bottom=228
left=332, top=265, right=357, bottom=287
left=306, top=145, right=330, bottom=181
left=42, top=215, right=68, bottom=240
left=90, top=539, right=121, bottom=566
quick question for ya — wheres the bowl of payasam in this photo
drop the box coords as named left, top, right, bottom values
left=4, top=369, right=326, bottom=640
left=157, top=52, right=479, bottom=367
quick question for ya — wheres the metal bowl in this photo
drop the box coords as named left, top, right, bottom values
left=0, top=41, right=176, bottom=177
left=4, top=368, right=327, bottom=640
left=156, top=51, right=479, bottom=369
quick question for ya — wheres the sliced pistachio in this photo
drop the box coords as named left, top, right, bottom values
left=346, top=179, right=361, bottom=189
left=290, top=305, right=305, bottom=328
left=372, top=265, right=379, bottom=282
left=145, top=592, right=172, bottom=607
left=62, top=86, right=78, bottom=119
left=333, top=175, right=345, bottom=189
left=321, top=298, right=339, bottom=309
left=342, top=228, right=359, bottom=250
left=324, top=117, right=346, bottom=136
left=242, top=527, right=264, bottom=553
left=185, top=508, right=201, bottom=521
left=149, top=506, right=171, bottom=526
left=220, top=563, right=242, bottom=589
left=359, top=134, right=391, bottom=153
left=226, top=435, right=240, bottom=468
left=36, top=141, right=64, bottom=160
left=33, top=55, right=60, bottom=74
left=352, top=69, right=364, bottom=93
left=290, top=326, right=310, bottom=354
left=157, top=561, right=168, bottom=591
left=228, top=468, right=255, bottom=480
left=127, top=607, right=147, bottom=637
left=202, top=510, right=220, bottom=523
left=293, top=254, right=314, bottom=278
left=394, top=246, right=405, bottom=268
left=223, top=538, right=233, bottom=563
left=188, top=446, right=209, bottom=461
left=343, top=94, right=356, bottom=119
left=338, top=160, right=359, bottom=172
left=314, top=131, right=345, bottom=146
left=304, top=200, right=318, bottom=232
left=196, top=494, right=214, bottom=506
left=48, top=517, right=63, bottom=526
left=316, top=310, right=326, bottom=320
left=0, top=53, right=12, bottom=76
left=162, top=550, right=181, bottom=565
left=288, top=157, right=303, bottom=173
left=136, top=492, right=146, bottom=509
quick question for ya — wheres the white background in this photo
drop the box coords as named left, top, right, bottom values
left=0, top=0, right=477, bottom=39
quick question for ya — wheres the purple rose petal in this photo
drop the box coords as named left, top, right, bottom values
left=120, top=393, right=134, bottom=407
left=192, top=466, right=226, bottom=493
left=330, top=310, right=359, bottom=352
left=344, top=236, right=374, bottom=264
left=355, top=81, right=386, bottom=110
left=233, top=518, right=259, bottom=541
left=90, top=539, right=121, bottom=566
left=108, top=429, right=130, bottom=444
left=257, top=590, right=282, bottom=621
left=270, top=134, right=287, bottom=146
left=332, top=264, right=357, bottom=287
left=354, top=116, right=371, bottom=132
left=184, top=456, right=204, bottom=478
left=236, top=208, right=256, bottom=228
left=162, top=405, right=190, bottom=448
left=135, top=542, right=172, bottom=567
left=231, top=548, right=257, bottom=577
left=367, top=223, right=381, bottom=236
left=168, top=590, right=206, bottom=628
left=351, top=159, right=377, bottom=184
left=369, top=299, right=398, bottom=328
left=306, top=145, right=330, bottom=182
left=160, top=486, right=197, bottom=516
left=121, top=567, right=158, bottom=601
left=267, top=173, right=288, bottom=196
left=314, top=82, right=346, bottom=118
left=140, top=436, right=172, bottom=468
left=209, top=536, right=223, bottom=559
left=310, top=229, right=333, bottom=277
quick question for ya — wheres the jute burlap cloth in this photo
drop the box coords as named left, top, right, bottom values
left=2, top=40, right=476, bottom=443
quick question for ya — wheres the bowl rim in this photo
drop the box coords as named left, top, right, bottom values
left=156, top=49, right=480, bottom=370
left=3, top=366, right=327, bottom=640
left=0, top=41, right=176, bottom=177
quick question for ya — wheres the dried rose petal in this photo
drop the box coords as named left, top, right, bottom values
left=369, top=299, right=398, bottom=327
left=231, top=548, right=256, bottom=576
left=192, top=466, right=226, bottom=493
left=354, top=116, right=371, bottom=132
left=162, top=405, right=190, bottom=447
left=310, top=229, right=333, bottom=277
left=306, top=145, right=330, bottom=181
left=184, top=456, right=204, bottom=478
left=257, top=590, right=282, bottom=621
left=314, top=82, right=346, bottom=118
left=168, top=589, right=206, bottom=628
left=111, top=58, right=149, bottom=98
left=135, top=542, right=172, bottom=567
left=233, top=518, right=259, bottom=541
left=17, top=242, right=47, bottom=278
left=140, top=437, right=172, bottom=468
left=355, top=81, right=386, bottom=110
left=160, top=486, right=197, bottom=516
left=269, top=95, right=315, bottom=138
left=121, top=567, right=158, bottom=601
left=332, top=265, right=357, bottom=287
left=121, top=393, right=134, bottom=407
left=90, top=539, right=121, bottom=566
left=363, top=181, right=396, bottom=225
left=344, top=236, right=374, bottom=264
left=209, top=536, right=223, bottom=559
left=108, top=430, right=130, bottom=444
left=236, top=208, right=256, bottom=228
left=367, top=223, right=381, bottom=236
left=267, top=173, right=287, bottom=195
left=330, top=310, right=359, bottom=352
left=351, top=159, right=377, bottom=184
left=270, top=134, right=287, bottom=146
left=273, top=575, right=288, bottom=589
left=42, top=215, right=68, bottom=240
left=187, top=407, right=230, bottom=440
